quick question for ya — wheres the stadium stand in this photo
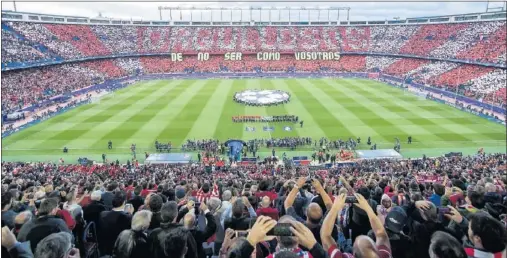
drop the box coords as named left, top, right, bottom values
left=1, top=9, right=507, bottom=258
left=2, top=20, right=505, bottom=114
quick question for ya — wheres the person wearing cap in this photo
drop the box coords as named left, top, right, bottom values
left=322, top=193, right=392, bottom=258
left=256, top=196, right=279, bottom=220
left=368, top=206, right=413, bottom=258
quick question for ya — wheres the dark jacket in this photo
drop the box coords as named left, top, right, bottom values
left=224, top=216, right=254, bottom=231
left=128, top=195, right=144, bottom=213
left=404, top=203, right=465, bottom=258
left=484, top=192, right=502, bottom=205
left=101, top=191, right=114, bottom=210
left=113, top=230, right=149, bottom=258
left=368, top=229, right=414, bottom=258
left=82, top=200, right=106, bottom=225
left=148, top=222, right=198, bottom=258
left=188, top=212, right=217, bottom=258
left=230, top=239, right=327, bottom=258
left=17, top=215, right=71, bottom=252
left=149, top=211, right=162, bottom=230
left=98, top=210, right=132, bottom=256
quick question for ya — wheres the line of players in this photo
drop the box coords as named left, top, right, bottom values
left=232, top=115, right=299, bottom=123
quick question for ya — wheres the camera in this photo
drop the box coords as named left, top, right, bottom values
left=267, top=223, right=294, bottom=236
left=345, top=196, right=358, bottom=203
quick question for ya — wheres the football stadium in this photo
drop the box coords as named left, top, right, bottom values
left=1, top=2, right=507, bottom=258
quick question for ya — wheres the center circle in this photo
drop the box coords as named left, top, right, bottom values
left=233, top=89, right=290, bottom=106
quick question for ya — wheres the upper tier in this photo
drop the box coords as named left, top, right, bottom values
left=2, top=19, right=506, bottom=70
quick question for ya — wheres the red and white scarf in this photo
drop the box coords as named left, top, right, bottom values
left=464, top=247, right=507, bottom=258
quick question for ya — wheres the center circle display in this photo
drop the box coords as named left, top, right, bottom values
left=234, top=90, right=291, bottom=106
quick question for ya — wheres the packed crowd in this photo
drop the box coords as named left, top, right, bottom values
left=2, top=21, right=506, bottom=114
left=1, top=152, right=506, bottom=258
left=3, top=21, right=506, bottom=65
left=2, top=55, right=505, bottom=115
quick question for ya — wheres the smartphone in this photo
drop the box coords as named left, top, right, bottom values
left=235, top=230, right=249, bottom=238
left=438, top=207, right=450, bottom=214
left=124, top=203, right=133, bottom=212
left=345, top=196, right=358, bottom=203
left=267, top=223, right=294, bottom=236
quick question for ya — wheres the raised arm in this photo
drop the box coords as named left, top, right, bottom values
left=284, top=177, right=306, bottom=211
left=199, top=203, right=217, bottom=240
left=354, top=193, right=390, bottom=249
left=339, top=176, right=354, bottom=193
left=312, top=179, right=332, bottom=210
left=321, top=194, right=346, bottom=251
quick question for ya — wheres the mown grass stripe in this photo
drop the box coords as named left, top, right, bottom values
left=213, top=80, right=248, bottom=141
left=325, top=79, right=436, bottom=148
left=87, top=80, right=189, bottom=149
left=349, top=80, right=470, bottom=142
left=153, top=80, right=211, bottom=146
left=287, top=79, right=355, bottom=139
left=185, top=80, right=234, bottom=140
left=63, top=80, right=183, bottom=149
left=311, top=79, right=388, bottom=142
left=1, top=83, right=151, bottom=147
left=16, top=82, right=161, bottom=149
left=274, top=79, right=327, bottom=139
left=263, top=79, right=299, bottom=138
left=167, top=80, right=221, bottom=147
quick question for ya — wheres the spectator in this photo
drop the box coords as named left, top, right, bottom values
left=164, top=227, right=190, bottom=258
left=102, top=182, right=117, bottom=210
left=463, top=212, right=507, bottom=257
left=148, top=194, right=163, bottom=230
left=148, top=201, right=198, bottom=258
left=377, top=194, right=393, bottom=225
left=63, top=188, right=83, bottom=220
left=98, top=190, right=134, bottom=256
left=2, top=225, right=33, bottom=257
left=13, top=211, right=33, bottom=236
left=112, top=210, right=153, bottom=258
left=82, top=190, right=106, bottom=226
left=484, top=183, right=502, bottom=205
left=256, top=196, right=279, bottom=220
left=428, top=231, right=467, bottom=258
left=17, top=198, right=71, bottom=252
left=183, top=202, right=217, bottom=258
left=127, top=185, right=144, bottom=213
left=1, top=191, right=16, bottom=229
left=34, top=232, right=80, bottom=258
left=322, top=193, right=392, bottom=258
left=430, top=184, right=445, bottom=207
left=284, top=178, right=337, bottom=245
left=223, top=197, right=257, bottom=231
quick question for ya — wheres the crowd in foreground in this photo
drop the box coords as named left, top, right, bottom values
left=1, top=152, right=506, bottom=258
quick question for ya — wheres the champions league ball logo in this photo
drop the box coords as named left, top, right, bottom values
left=233, top=90, right=290, bottom=106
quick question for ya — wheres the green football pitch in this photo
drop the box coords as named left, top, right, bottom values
left=2, top=78, right=506, bottom=163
